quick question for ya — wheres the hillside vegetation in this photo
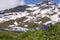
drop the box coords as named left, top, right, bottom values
left=0, top=23, right=60, bottom=40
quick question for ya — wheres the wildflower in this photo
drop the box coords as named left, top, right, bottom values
left=44, top=25, right=49, bottom=30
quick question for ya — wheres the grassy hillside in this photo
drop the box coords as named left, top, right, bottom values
left=0, top=23, right=60, bottom=40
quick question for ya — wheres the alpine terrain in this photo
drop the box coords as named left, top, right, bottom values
left=0, top=0, right=60, bottom=32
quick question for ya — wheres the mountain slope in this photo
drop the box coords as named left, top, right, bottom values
left=0, top=1, right=60, bottom=31
left=3, top=5, right=30, bottom=13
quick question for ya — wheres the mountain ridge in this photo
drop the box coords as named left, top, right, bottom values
left=0, top=1, right=60, bottom=31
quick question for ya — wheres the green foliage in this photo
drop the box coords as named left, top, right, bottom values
left=0, top=23, right=60, bottom=40
left=40, top=16, right=51, bottom=23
